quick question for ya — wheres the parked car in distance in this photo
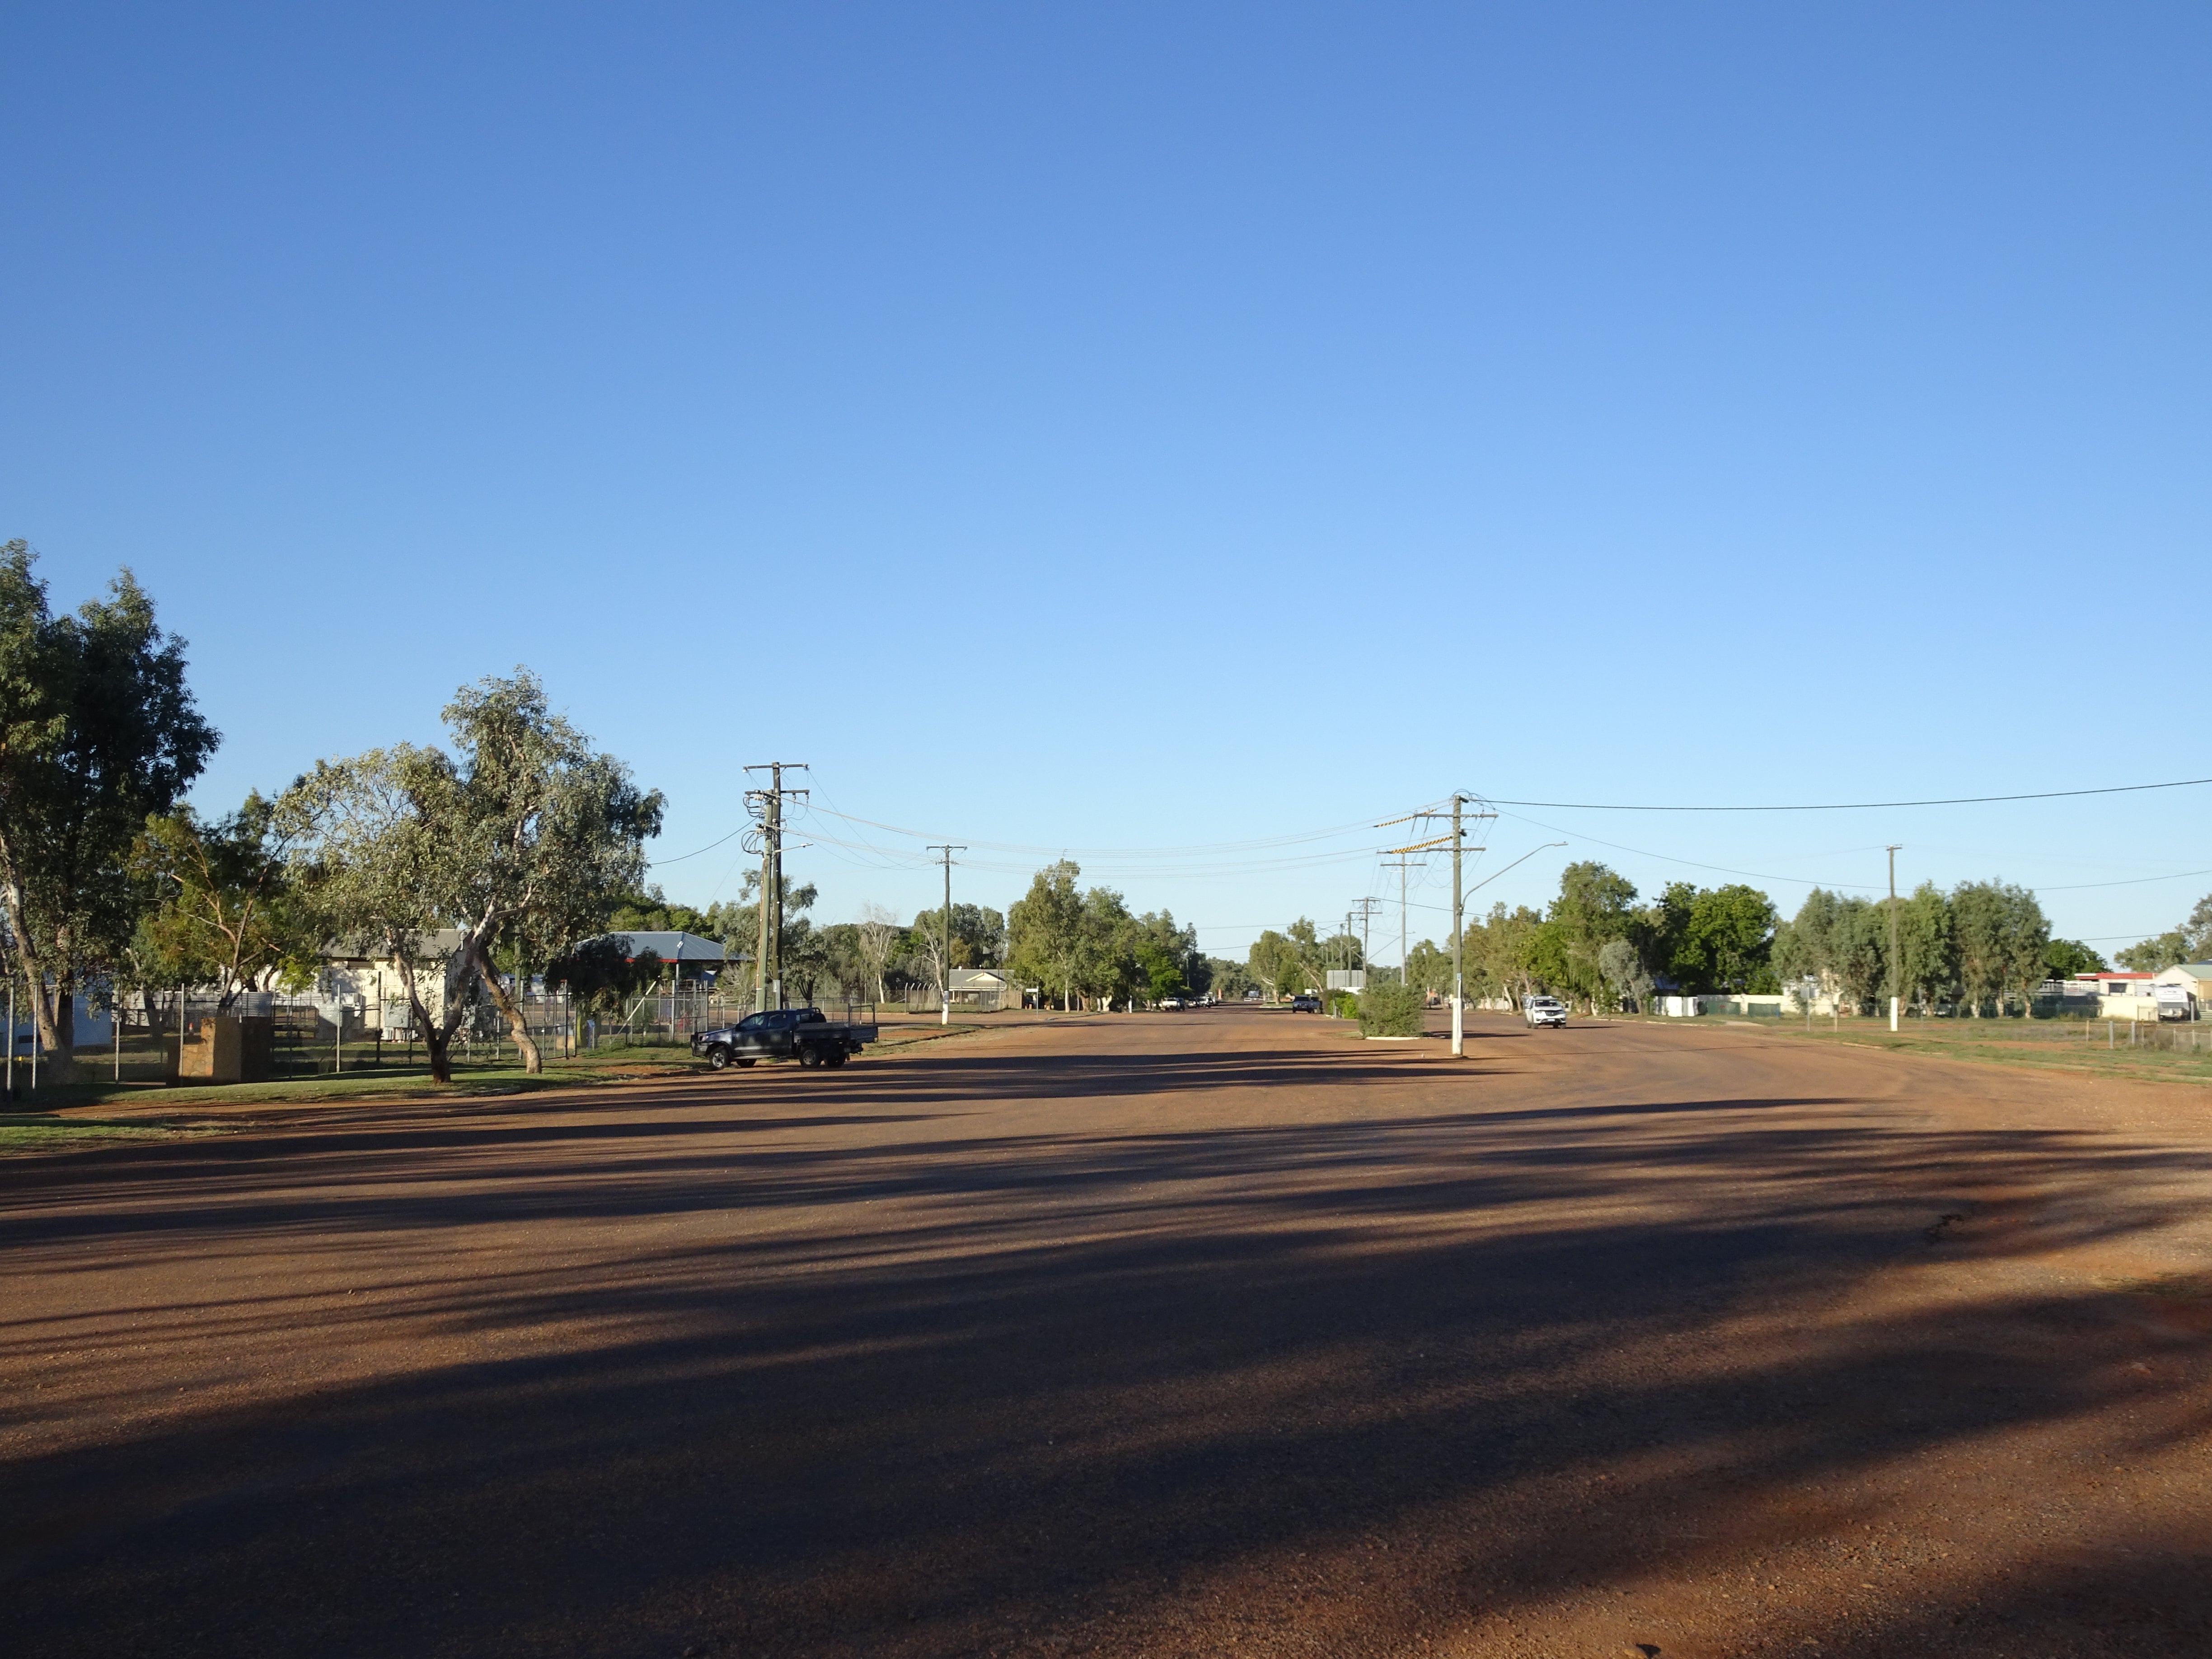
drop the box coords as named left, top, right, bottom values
left=691, top=1006, right=878, bottom=1070
left=1158, top=996, right=1186, bottom=1010
left=1523, top=995, right=1567, bottom=1028
left=1290, top=994, right=1322, bottom=1013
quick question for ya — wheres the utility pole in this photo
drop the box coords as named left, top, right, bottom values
left=745, top=763, right=809, bottom=1011
left=1886, top=844, right=1903, bottom=1032
left=1378, top=799, right=1497, bottom=1058
left=928, top=845, right=965, bottom=1026
left=1352, top=899, right=1382, bottom=983
left=1379, top=862, right=1421, bottom=987
left=1451, top=799, right=1465, bottom=1054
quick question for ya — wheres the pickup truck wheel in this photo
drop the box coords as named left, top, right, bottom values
left=734, top=1056, right=756, bottom=1068
left=704, top=1045, right=731, bottom=1070
left=797, top=1045, right=822, bottom=1069
left=824, top=1048, right=849, bottom=1068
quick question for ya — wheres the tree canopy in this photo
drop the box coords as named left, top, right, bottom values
left=0, top=543, right=216, bottom=1079
left=285, top=670, right=661, bottom=1078
left=131, top=795, right=320, bottom=1012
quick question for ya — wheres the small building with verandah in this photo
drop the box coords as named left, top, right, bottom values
left=906, top=968, right=1025, bottom=1013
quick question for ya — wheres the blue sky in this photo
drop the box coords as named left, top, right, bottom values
left=5, top=3, right=2207, bottom=961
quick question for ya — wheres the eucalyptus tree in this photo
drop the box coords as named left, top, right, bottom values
left=855, top=902, right=901, bottom=1003
left=2044, top=938, right=2106, bottom=979
left=1683, top=885, right=1778, bottom=993
left=1597, top=937, right=1650, bottom=1012
left=1075, top=884, right=1139, bottom=1008
left=1551, top=862, right=1638, bottom=1003
left=1773, top=889, right=1844, bottom=993
left=1895, top=881, right=1955, bottom=1014
left=132, top=794, right=321, bottom=1013
left=1008, top=859, right=1085, bottom=1010
left=1940, top=880, right=2045, bottom=1017
left=0, top=544, right=216, bottom=1082
left=2116, top=895, right=2212, bottom=973
left=1480, top=901, right=1543, bottom=1005
left=286, top=671, right=661, bottom=1080
left=1829, top=897, right=1887, bottom=1013
left=1245, top=928, right=1303, bottom=999
left=1999, top=885, right=2052, bottom=1016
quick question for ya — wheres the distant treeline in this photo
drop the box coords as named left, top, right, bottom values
left=1240, top=862, right=2208, bottom=1017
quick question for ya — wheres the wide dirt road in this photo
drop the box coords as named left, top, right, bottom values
left=5, top=1008, right=2211, bottom=1658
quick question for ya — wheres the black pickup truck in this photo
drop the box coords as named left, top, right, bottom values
left=692, top=1007, right=878, bottom=1071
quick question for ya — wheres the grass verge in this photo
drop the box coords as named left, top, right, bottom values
left=1640, top=1013, right=2212, bottom=1086
left=0, top=1114, right=225, bottom=1153
left=5, top=1023, right=986, bottom=1120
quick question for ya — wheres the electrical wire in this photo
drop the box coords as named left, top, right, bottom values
left=1486, top=777, right=2212, bottom=812
left=1489, top=806, right=1887, bottom=891
left=645, top=823, right=749, bottom=867
left=801, top=801, right=1387, bottom=858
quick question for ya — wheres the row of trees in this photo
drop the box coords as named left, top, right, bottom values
left=1274, top=858, right=2114, bottom=1018
left=1771, top=882, right=2089, bottom=1017
left=2, top=545, right=220, bottom=1084
left=581, top=883, right=1012, bottom=1008
left=1003, top=860, right=1206, bottom=1010
left=0, top=545, right=669, bottom=1083
left=1255, top=864, right=1789, bottom=1013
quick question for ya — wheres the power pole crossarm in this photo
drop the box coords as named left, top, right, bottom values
left=745, top=763, right=810, bottom=1011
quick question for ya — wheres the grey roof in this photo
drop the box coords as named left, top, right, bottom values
left=610, top=931, right=727, bottom=962
left=323, top=929, right=468, bottom=962
left=949, top=967, right=1014, bottom=986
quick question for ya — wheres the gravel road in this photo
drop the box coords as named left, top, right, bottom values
left=4, top=1007, right=2209, bottom=1657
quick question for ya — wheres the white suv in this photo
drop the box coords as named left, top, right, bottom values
left=1523, top=995, right=1567, bottom=1028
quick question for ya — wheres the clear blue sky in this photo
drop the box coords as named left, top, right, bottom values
left=5, top=3, right=2206, bottom=960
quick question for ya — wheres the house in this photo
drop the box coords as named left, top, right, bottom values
left=947, top=968, right=1022, bottom=1011
left=2156, top=962, right=2212, bottom=1002
left=2072, top=970, right=2161, bottom=1021
left=320, top=929, right=470, bottom=1028
left=9, top=995, right=113, bottom=1055
left=313, top=929, right=733, bottom=1034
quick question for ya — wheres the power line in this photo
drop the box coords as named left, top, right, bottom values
left=1485, top=776, right=2212, bottom=812
left=1490, top=806, right=1887, bottom=890
left=647, top=824, right=748, bottom=867
left=2042, top=866, right=2212, bottom=892
left=804, top=802, right=1383, bottom=857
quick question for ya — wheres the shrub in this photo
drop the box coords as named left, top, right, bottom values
left=1356, top=979, right=1425, bottom=1036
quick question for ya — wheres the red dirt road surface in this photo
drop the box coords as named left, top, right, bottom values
left=5, top=1007, right=2212, bottom=1657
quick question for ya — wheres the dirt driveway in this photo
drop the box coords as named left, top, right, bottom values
left=4, top=1007, right=2209, bottom=1657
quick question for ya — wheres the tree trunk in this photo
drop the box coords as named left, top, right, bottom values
left=390, top=943, right=465, bottom=1086
left=470, top=940, right=542, bottom=1073
left=38, top=977, right=75, bottom=1086
left=0, top=883, right=74, bottom=1086
left=424, top=1024, right=454, bottom=1084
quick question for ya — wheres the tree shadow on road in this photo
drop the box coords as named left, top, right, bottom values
left=3, top=1050, right=2209, bottom=1658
